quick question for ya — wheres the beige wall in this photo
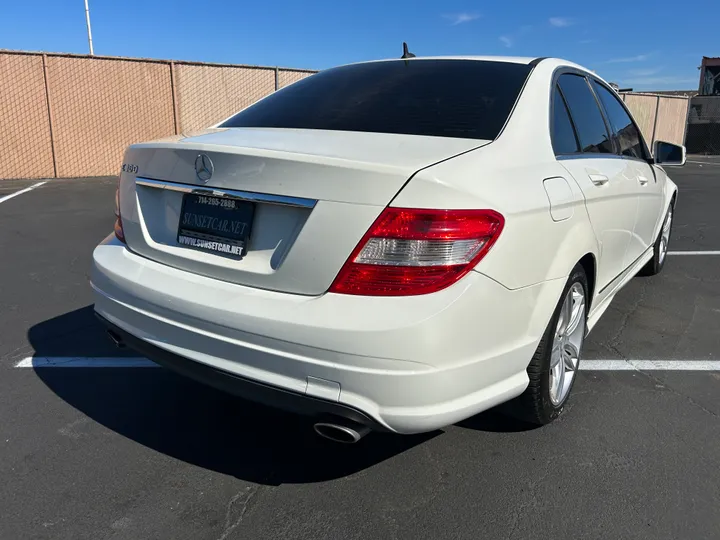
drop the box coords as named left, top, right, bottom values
left=0, top=51, right=316, bottom=179
left=279, top=69, right=313, bottom=89
left=654, top=97, right=690, bottom=145
left=174, top=64, right=276, bottom=133
left=621, top=92, right=690, bottom=147
left=46, top=56, right=176, bottom=177
left=622, top=94, right=658, bottom=145
left=0, top=53, right=55, bottom=179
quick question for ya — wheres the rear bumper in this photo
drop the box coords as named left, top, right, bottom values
left=91, top=235, right=565, bottom=434
left=96, top=314, right=386, bottom=431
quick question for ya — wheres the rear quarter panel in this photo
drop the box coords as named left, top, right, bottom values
left=392, top=60, right=600, bottom=291
left=392, top=143, right=598, bottom=290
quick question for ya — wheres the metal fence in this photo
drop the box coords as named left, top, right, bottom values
left=686, top=96, right=720, bottom=155
left=0, top=50, right=315, bottom=179
left=619, top=92, right=690, bottom=150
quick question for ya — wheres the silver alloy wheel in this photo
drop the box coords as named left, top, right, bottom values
left=658, top=208, right=672, bottom=265
left=549, top=282, right=586, bottom=406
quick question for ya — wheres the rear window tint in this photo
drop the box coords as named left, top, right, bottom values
left=557, top=74, right=614, bottom=154
left=592, top=80, right=649, bottom=160
left=552, top=86, right=580, bottom=154
left=219, top=60, right=532, bottom=140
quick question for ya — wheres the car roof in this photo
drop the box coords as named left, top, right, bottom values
left=343, top=55, right=537, bottom=66
left=394, top=55, right=539, bottom=64
left=323, top=55, right=610, bottom=90
left=337, top=55, right=591, bottom=72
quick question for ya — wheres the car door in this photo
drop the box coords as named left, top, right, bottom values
left=590, top=79, right=664, bottom=263
left=552, top=73, right=639, bottom=293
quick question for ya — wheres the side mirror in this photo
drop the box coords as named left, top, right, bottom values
left=653, top=140, right=686, bottom=166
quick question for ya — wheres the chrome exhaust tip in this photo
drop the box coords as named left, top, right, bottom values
left=313, top=421, right=370, bottom=444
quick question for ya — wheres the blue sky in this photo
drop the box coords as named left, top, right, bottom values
left=2, top=0, right=717, bottom=90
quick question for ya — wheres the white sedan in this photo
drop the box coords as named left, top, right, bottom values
left=92, top=55, right=683, bottom=443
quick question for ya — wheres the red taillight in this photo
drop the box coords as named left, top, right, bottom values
left=114, top=184, right=125, bottom=243
left=329, top=208, right=504, bottom=296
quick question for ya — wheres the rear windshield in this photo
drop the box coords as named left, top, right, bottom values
left=219, top=59, right=532, bottom=140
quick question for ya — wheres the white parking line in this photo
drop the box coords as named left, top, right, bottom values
left=15, top=357, right=158, bottom=368
left=668, top=251, right=720, bottom=256
left=13, top=357, right=720, bottom=371
left=580, top=360, right=720, bottom=371
left=687, top=160, right=720, bottom=166
left=0, top=181, right=48, bottom=204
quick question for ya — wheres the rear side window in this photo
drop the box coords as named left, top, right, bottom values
left=219, top=60, right=533, bottom=140
left=557, top=74, right=614, bottom=154
left=552, top=86, right=580, bottom=154
left=591, top=80, right=649, bottom=160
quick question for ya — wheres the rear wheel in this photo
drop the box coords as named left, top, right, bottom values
left=638, top=205, right=673, bottom=276
left=509, top=265, right=588, bottom=425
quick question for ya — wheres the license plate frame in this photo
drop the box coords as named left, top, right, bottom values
left=176, top=193, right=255, bottom=260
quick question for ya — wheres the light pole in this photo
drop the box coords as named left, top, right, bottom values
left=84, top=0, right=94, bottom=55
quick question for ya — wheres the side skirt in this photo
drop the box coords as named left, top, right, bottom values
left=586, top=247, right=654, bottom=335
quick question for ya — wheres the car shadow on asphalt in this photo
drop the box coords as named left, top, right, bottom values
left=28, top=305, right=534, bottom=484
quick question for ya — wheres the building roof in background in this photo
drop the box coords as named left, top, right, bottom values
left=643, top=90, right=699, bottom=97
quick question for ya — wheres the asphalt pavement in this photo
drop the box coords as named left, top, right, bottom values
left=1, top=163, right=719, bottom=540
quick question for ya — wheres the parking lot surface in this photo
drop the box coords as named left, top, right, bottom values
left=1, top=162, right=719, bottom=540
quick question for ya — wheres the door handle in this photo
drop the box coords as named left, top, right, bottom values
left=638, top=176, right=649, bottom=185
left=588, top=174, right=609, bottom=186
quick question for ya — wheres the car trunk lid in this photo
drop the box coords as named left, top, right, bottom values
left=118, top=128, right=487, bottom=295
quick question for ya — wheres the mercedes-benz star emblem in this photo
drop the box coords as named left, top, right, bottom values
left=194, top=154, right=214, bottom=183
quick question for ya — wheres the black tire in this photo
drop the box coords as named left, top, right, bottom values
left=638, top=204, right=673, bottom=277
left=507, top=264, right=588, bottom=425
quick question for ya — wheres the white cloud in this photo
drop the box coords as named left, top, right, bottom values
left=549, top=17, right=574, bottom=27
left=604, top=54, right=652, bottom=64
left=499, top=25, right=531, bottom=48
left=443, top=13, right=481, bottom=25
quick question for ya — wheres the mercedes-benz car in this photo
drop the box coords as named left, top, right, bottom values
left=91, top=56, right=683, bottom=443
